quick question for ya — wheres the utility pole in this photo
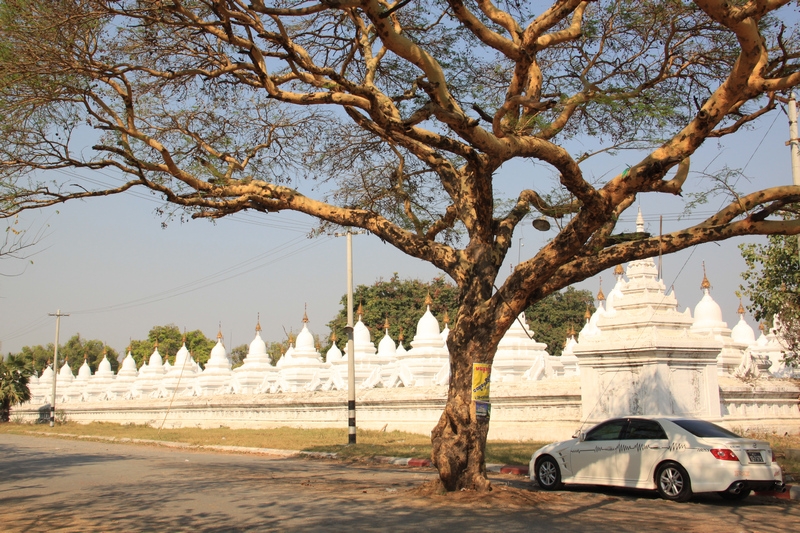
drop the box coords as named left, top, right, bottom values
left=788, top=93, right=800, bottom=186
left=48, top=309, right=68, bottom=427
left=334, top=229, right=364, bottom=444
left=788, top=93, right=800, bottom=260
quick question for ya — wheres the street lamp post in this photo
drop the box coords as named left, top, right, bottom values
left=334, top=229, right=364, bottom=444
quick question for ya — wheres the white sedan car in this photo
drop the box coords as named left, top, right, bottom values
left=530, top=417, right=784, bottom=501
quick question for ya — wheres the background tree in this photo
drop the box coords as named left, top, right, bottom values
left=58, top=334, right=120, bottom=373
left=13, top=344, right=54, bottom=376
left=327, top=274, right=459, bottom=349
left=230, top=344, right=248, bottom=368
left=9, top=336, right=118, bottom=374
left=739, top=228, right=800, bottom=365
left=1, top=0, right=799, bottom=491
left=266, top=341, right=288, bottom=366
left=130, top=325, right=216, bottom=367
left=0, top=353, right=33, bottom=421
left=525, top=287, right=595, bottom=356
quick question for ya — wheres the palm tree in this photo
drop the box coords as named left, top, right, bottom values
left=0, top=354, right=33, bottom=422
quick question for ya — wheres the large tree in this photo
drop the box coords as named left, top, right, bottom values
left=1, top=0, right=799, bottom=491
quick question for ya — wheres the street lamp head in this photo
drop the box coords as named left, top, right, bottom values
left=532, top=217, right=551, bottom=231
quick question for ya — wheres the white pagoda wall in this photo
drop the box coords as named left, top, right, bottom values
left=14, top=377, right=799, bottom=441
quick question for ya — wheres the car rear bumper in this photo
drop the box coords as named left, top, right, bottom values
left=727, top=480, right=785, bottom=493
left=689, top=463, right=783, bottom=493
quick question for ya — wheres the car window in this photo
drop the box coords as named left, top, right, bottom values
left=671, top=419, right=741, bottom=438
left=623, top=419, right=667, bottom=440
left=584, top=419, right=627, bottom=441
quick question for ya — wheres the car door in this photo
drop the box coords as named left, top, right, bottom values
left=618, top=418, right=670, bottom=488
left=570, top=418, right=628, bottom=484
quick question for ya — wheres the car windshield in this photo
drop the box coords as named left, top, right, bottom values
left=671, top=419, right=742, bottom=438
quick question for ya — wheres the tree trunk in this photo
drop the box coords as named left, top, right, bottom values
left=430, top=309, right=498, bottom=492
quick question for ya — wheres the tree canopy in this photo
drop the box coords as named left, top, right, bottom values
left=739, top=230, right=800, bottom=365
left=327, top=273, right=459, bottom=347
left=1, top=0, right=799, bottom=491
left=129, top=324, right=216, bottom=366
left=13, top=334, right=119, bottom=374
left=525, top=286, right=594, bottom=356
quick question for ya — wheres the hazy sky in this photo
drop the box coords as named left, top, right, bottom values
left=1, top=100, right=796, bottom=359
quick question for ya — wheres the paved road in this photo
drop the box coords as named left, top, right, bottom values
left=1, top=434, right=799, bottom=532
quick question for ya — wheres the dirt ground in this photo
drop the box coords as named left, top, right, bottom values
left=1, top=434, right=798, bottom=532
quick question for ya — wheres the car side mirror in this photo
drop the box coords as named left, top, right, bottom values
left=573, top=430, right=586, bottom=441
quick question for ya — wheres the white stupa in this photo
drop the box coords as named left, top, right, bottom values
left=751, top=316, right=798, bottom=377
left=376, top=317, right=399, bottom=387
left=73, top=355, right=93, bottom=401
left=389, top=295, right=449, bottom=387
left=87, top=348, right=116, bottom=401
left=275, top=311, right=325, bottom=392
left=57, top=360, right=77, bottom=403
left=493, top=312, right=552, bottom=382
left=232, top=320, right=277, bottom=394
left=320, top=333, right=346, bottom=391
left=111, top=348, right=139, bottom=399
left=573, top=251, right=723, bottom=422
left=31, top=361, right=53, bottom=404
left=197, top=331, right=233, bottom=395
left=31, top=364, right=54, bottom=405
left=352, top=309, right=390, bottom=388
left=161, top=337, right=199, bottom=396
left=560, top=328, right=580, bottom=376
left=133, top=342, right=167, bottom=398
left=689, top=265, right=747, bottom=374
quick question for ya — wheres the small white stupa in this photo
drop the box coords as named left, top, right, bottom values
left=320, top=332, right=346, bottom=391
left=30, top=364, right=54, bottom=405
left=493, top=312, right=552, bottom=382
left=133, top=342, right=167, bottom=398
left=197, top=330, right=233, bottom=395
left=351, top=308, right=389, bottom=388
left=87, top=348, right=116, bottom=401
left=560, top=327, right=580, bottom=376
left=74, top=355, right=93, bottom=401
left=57, top=360, right=77, bottom=403
left=111, top=348, right=139, bottom=399
left=275, top=311, right=325, bottom=392
left=389, top=295, right=449, bottom=387
left=232, top=319, right=277, bottom=394
left=689, top=264, right=746, bottom=374
left=376, top=317, right=399, bottom=387
left=161, top=337, right=199, bottom=396
left=751, top=316, right=798, bottom=377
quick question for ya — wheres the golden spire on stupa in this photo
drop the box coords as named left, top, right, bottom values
left=700, top=261, right=711, bottom=291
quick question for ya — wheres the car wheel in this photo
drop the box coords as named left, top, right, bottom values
left=535, top=455, right=563, bottom=490
left=718, top=486, right=752, bottom=501
left=656, top=462, right=692, bottom=502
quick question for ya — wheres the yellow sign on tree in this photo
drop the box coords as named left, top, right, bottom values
left=471, top=363, right=491, bottom=402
